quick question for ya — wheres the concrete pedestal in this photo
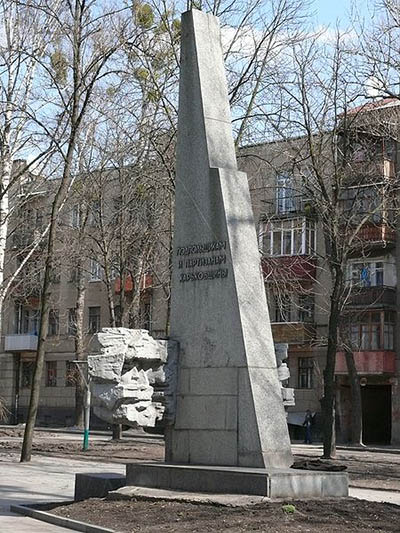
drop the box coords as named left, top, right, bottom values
left=126, top=463, right=348, bottom=499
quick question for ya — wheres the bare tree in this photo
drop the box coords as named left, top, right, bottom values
left=20, top=0, right=130, bottom=462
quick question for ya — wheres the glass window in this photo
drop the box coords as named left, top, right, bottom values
left=21, top=361, right=34, bottom=388
left=349, top=261, right=386, bottom=287
left=141, top=302, right=152, bottom=331
left=46, top=361, right=57, bottom=387
left=282, top=230, right=292, bottom=254
left=68, top=308, right=77, bottom=336
left=274, top=294, right=292, bottom=322
left=268, top=218, right=316, bottom=257
left=88, top=306, right=101, bottom=333
left=48, top=309, right=59, bottom=336
left=90, top=259, right=102, bottom=281
left=384, top=324, right=394, bottom=350
left=66, top=361, right=77, bottom=387
left=273, top=230, right=282, bottom=255
left=276, top=173, right=296, bottom=214
left=298, top=357, right=314, bottom=389
left=14, top=305, right=39, bottom=334
left=345, top=310, right=395, bottom=350
left=298, top=295, right=314, bottom=322
left=350, top=324, right=359, bottom=347
left=375, top=263, right=384, bottom=286
left=370, top=324, right=380, bottom=350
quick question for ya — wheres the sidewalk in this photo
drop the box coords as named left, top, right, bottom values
left=0, top=453, right=124, bottom=532
left=292, top=441, right=400, bottom=455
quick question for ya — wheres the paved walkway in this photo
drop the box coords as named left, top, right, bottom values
left=0, top=453, right=124, bottom=532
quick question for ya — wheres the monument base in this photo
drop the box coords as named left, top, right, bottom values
left=126, top=463, right=348, bottom=499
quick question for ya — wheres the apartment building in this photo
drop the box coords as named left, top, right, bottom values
left=239, top=98, right=400, bottom=444
left=0, top=168, right=170, bottom=426
left=1, top=100, right=399, bottom=443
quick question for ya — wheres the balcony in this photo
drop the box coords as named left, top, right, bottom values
left=346, top=286, right=396, bottom=308
left=271, top=322, right=315, bottom=344
left=349, top=159, right=395, bottom=180
left=5, top=334, right=38, bottom=352
left=282, top=387, right=295, bottom=407
left=348, top=224, right=396, bottom=252
left=262, top=256, right=317, bottom=281
left=115, top=273, right=152, bottom=294
left=357, top=224, right=395, bottom=244
left=335, top=351, right=396, bottom=375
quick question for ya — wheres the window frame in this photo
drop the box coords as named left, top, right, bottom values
left=46, top=360, right=57, bottom=387
left=88, top=306, right=101, bottom=334
left=48, top=309, right=59, bottom=337
left=298, top=357, right=314, bottom=389
left=266, top=218, right=316, bottom=257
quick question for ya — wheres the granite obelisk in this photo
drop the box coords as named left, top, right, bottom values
left=166, top=9, right=293, bottom=468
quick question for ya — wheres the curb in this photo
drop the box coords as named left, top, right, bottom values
left=10, top=503, right=116, bottom=533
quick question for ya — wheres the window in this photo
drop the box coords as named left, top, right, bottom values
left=298, top=295, right=314, bottom=322
left=88, top=306, right=101, bottom=333
left=48, top=309, right=59, bottom=336
left=298, top=357, right=314, bottom=389
left=68, top=308, right=77, bottom=336
left=141, top=302, right=152, bottom=331
left=274, top=294, right=292, bottom=322
left=46, top=361, right=57, bottom=387
left=21, top=361, right=34, bottom=388
left=90, top=259, right=101, bottom=281
left=66, top=361, right=77, bottom=387
left=348, top=261, right=385, bottom=287
left=276, top=173, right=296, bottom=214
left=89, top=200, right=101, bottom=226
left=266, top=218, right=316, bottom=256
left=14, top=305, right=39, bottom=334
left=340, top=186, right=382, bottom=223
left=346, top=310, right=394, bottom=351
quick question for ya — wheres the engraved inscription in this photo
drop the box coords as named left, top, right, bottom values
left=176, top=240, right=228, bottom=282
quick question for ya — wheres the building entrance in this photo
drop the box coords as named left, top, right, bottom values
left=362, top=385, right=391, bottom=444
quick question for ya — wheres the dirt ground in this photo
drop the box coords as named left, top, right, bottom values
left=42, top=497, right=400, bottom=532
left=3, top=427, right=400, bottom=532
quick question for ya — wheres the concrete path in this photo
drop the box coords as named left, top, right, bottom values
left=0, top=452, right=124, bottom=532
left=349, top=487, right=400, bottom=506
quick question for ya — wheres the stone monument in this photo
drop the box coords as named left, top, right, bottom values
left=125, top=8, right=348, bottom=498
left=165, top=8, right=292, bottom=469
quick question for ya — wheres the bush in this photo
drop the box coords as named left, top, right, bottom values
left=282, top=504, right=296, bottom=514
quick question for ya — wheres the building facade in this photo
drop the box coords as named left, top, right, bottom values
left=239, top=99, right=400, bottom=444
left=1, top=100, right=399, bottom=444
left=0, top=168, right=170, bottom=426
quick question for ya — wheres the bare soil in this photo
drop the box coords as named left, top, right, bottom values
left=3, top=428, right=400, bottom=532
left=42, top=497, right=400, bottom=532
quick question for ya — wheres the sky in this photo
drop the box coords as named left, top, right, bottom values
left=313, top=0, right=370, bottom=27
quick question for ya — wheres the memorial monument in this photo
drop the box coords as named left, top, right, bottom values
left=123, top=8, right=348, bottom=498
left=164, top=8, right=292, bottom=469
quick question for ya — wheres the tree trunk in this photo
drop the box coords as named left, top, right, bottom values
left=74, top=263, right=86, bottom=428
left=20, top=256, right=52, bottom=462
left=344, top=347, right=363, bottom=445
left=322, top=272, right=343, bottom=459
